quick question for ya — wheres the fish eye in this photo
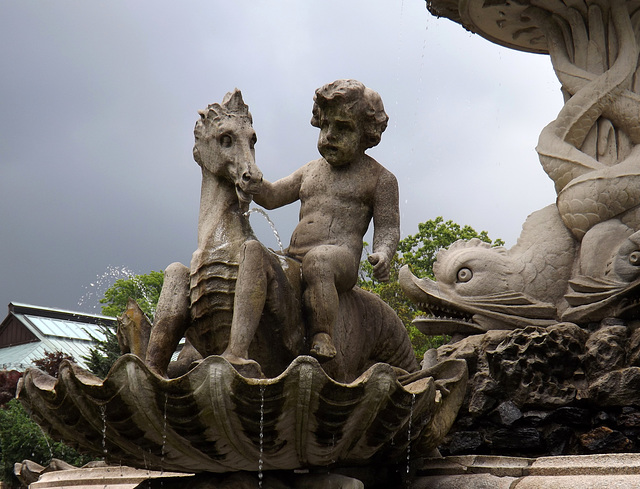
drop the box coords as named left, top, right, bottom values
left=630, top=251, right=640, bottom=265
left=220, top=134, right=233, bottom=147
left=457, top=267, right=473, bottom=282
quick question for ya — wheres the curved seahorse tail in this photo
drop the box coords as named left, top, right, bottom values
left=537, top=0, right=640, bottom=238
left=558, top=165, right=640, bottom=238
left=537, top=135, right=606, bottom=192
left=540, top=0, right=636, bottom=148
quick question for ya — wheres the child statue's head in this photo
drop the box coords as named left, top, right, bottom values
left=311, top=80, right=389, bottom=150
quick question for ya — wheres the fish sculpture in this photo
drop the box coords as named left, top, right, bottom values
left=402, top=1, right=640, bottom=332
left=399, top=205, right=576, bottom=335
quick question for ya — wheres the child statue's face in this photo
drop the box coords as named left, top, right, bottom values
left=316, top=104, right=365, bottom=167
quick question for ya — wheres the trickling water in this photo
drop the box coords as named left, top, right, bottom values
left=244, top=208, right=284, bottom=253
left=328, top=432, right=337, bottom=467
left=258, top=383, right=265, bottom=488
left=38, top=426, right=53, bottom=463
left=161, top=394, right=168, bottom=474
left=100, top=405, right=108, bottom=459
left=406, top=393, right=416, bottom=476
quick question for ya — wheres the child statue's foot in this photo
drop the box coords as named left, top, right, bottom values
left=221, top=352, right=265, bottom=379
left=310, top=333, right=337, bottom=361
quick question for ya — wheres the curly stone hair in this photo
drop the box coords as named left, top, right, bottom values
left=310, top=79, right=389, bottom=149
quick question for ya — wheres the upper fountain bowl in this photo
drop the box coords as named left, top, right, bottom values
left=428, top=0, right=549, bottom=54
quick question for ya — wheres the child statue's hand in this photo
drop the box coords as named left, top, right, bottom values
left=368, top=253, right=391, bottom=282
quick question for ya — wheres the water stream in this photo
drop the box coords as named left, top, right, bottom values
left=37, top=425, right=53, bottom=463
left=406, top=393, right=416, bottom=475
left=100, top=404, right=108, bottom=459
left=244, top=208, right=284, bottom=253
left=258, top=383, right=265, bottom=488
left=161, top=393, right=168, bottom=475
left=78, top=265, right=157, bottom=317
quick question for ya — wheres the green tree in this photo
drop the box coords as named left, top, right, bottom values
left=85, top=271, right=164, bottom=377
left=99, top=271, right=164, bottom=319
left=358, top=217, right=504, bottom=360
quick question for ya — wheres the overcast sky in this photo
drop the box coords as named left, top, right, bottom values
left=0, top=1, right=562, bottom=315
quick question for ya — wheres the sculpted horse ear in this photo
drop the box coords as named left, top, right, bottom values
left=222, top=89, right=251, bottom=119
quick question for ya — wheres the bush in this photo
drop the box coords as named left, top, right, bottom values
left=0, top=399, right=93, bottom=488
left=0, top=371, right=22, bottom=407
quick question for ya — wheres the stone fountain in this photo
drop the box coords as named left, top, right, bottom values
left=17, top=82, right=468, bottom=488
left=15, top=0, right=640, bottom=486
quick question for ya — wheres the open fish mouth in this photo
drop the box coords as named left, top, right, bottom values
left=399, top=266, right=557, bottom=335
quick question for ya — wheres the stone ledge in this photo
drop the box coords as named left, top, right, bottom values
left=414, top=454, right=640, bottom=489
left=529, top=453, right=640, bottom=475
left=419, top=455, right=534, bottom=477
left=515, top=475, right=640, bottom=488
left=29, top=466, right=191, bottom=489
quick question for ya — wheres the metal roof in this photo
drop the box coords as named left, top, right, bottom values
left=0, top=302, right=115, bottom=370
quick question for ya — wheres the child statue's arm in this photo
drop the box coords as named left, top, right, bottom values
left=369, top=170, right=400, bottom=282
left=253, top=167, right=304, bottom=210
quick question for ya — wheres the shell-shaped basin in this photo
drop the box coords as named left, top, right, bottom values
left=17, top=354, right=466, bottom=473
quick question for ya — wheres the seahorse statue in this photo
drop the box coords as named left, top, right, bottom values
left=144, top=89, right=418, bottom=381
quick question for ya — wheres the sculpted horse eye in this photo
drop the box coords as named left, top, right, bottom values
left=220, top=134, right=233, bottom=147
left=457, top=267, right=473, bottom=283
left=629, top=251, right=640, bottom=265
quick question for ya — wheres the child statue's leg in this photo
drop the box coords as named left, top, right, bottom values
left=302, top=245, right=358, bottom=361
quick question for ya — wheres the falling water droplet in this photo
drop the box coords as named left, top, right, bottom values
left=406, top=393, right=416, bottom=476
left=38, top=426, right=53, bottom=463
left=100, top=404, right=108, bottom=459
left=161, top=393, right=168, bottom=477
left=258, top=383, right=265, bottom=488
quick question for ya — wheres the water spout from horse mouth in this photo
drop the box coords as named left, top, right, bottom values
left=236, top=185, right=253, bottom=205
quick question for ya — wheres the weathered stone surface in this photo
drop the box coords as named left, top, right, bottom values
left=436, top=322, right=640, bottom=457
left=588, top=367, right=640, bottom=406
left=490, top=428, right=541, bottom=453
left=486, top=324, right=586, bottom=409
left=579, top=427, right=633, bottom=453
left=491, top=401, right=523, bottom=427
left=583, top=326, right=627, bottom=380
left=627, top=327, right=640, bottom=366
left=416, top=454, right=640, bottom=488
left=28, top=466, right=191, bottom=489
left=447, top=432, right=484, bottom=455
left=410, top=474, right=517, bottom=489
left=515, top=475, right=640, bottom=488
left=550, top=407, right=591, bottom=428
